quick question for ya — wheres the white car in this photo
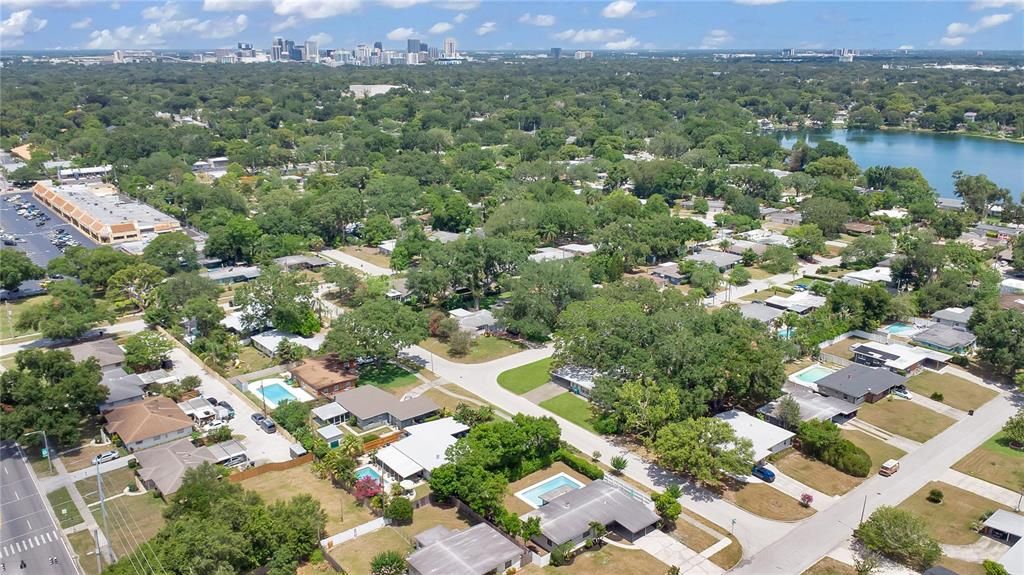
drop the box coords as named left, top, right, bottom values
left=91, top=451, right=120, bottom=465
left=891, top=387, right=912, bottom=400
left=204, top=420, right=228, bottom=431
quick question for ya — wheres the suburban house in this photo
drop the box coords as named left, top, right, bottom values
left=98, top=368, right=174, bottom=412
left=763, top=292, right=827, bottom=315
left=63, top=338, right=125, bottom=371
left=911, top=324, right=977, bottom=355
left=685, top=250, right=742, bottom=272
left=272, top=254, right=331, bottom=271
left=378, top=239, right=397, bottom=255
left=815, top=363, right=907, bottom=405
left=449, top=308, right=499, bottom=335
left=550, top=365, right=601, bottom=398
left=524, top=481, right=660, bottom=551
left=104, top=396, right=194, bottom=451
left=311, top=401, right=348, bottom=426
left=981, top=510, right=1023, bottom=575
left=373, top=418, right=470, bottom=481
left=721, top=239, right=768, bottom=257
left=765, top=210, right=803, bottom=226
left=134, top=438, right=248, bottom=496
left=713, top=409, right=795, bottom=463
left=204, top=265, right=262, bottom=285
left=974, top=223, right=1023, bottom=240
left=529, top=247, right=575, bottom=263
left=738, top=302, right=785, bottom=325
left=386, top=278, right=412, bottom=302
left=758, top=385, right=859, bottom=427
left=291, top=355, right=360, bottom=398
left=850, top=340, right=951, bottom=375
left=840, top=266, right=894, bottom=288
left=177, top=397, right=223, bottom=423
left=843, top=222, right=875, bottom=235
left=407, top=523, right=524, bottom=575
left=332, top=385, right=439, bottom=430
left=251, top=329, right=326, bottom=358
left=931, top=306, right=974, bottom=331
left=650, top=262, right=686, bottom=286
left=936, top=198, right=965, bottom=211
left=316, top=424, right=344, bottom=449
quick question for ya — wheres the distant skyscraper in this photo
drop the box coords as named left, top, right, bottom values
left=356, top=44, right=371, bottom=64
left=444, top=38, right=456, bottom=57
left=419, top=41, right=428, bottom=53
left=238, top=42, right=253, bottom=51
left=574, top=50, right=593, bottom=60
left=407, top=39, right=420, bottom=55
left=305, top=40, right=319, bottom=62
left=373, top=41, right=383, bottom=53
left=550, top=47, right=561, bottom=59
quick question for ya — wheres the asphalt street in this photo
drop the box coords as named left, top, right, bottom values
left=0, top=442, right=77, bottom=574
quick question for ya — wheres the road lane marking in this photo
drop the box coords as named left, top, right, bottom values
left=14, top=543, right=20, bottom=552
left=45, top=532, right=54, bottom=542
left=33, top=536, right=40, bottom=546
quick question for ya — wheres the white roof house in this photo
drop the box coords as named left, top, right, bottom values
left=250, top=330, right=326, bottom=357
left=842, top=266, right=892, bottom=286
left=373, top=417, right=469, bottom=480
left=713, top=409, right=795, bottom=462
left=312, top=402, right=347, bottom=424
left=764, top=292, right=827, bottom=315
left=316, top=424, right=343, bottom=445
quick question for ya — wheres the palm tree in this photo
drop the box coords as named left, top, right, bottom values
left=664, top=483, right=683, bottom=500
left=340, top=433, right=364, bottom=458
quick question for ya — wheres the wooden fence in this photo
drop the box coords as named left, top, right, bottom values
left=228, top=453, right=313, bottom=483
left=361, top=432, right=404, bottom=453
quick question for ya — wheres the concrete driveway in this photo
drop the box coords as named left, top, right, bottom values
left=320, top=249, right=394, bottom=277
left=165, top=348, right=292, bottom=463
left=633, top=531, right=723, bottom=575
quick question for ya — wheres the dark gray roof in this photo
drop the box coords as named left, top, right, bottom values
left=816, top=363, right=906, bottom=398
left=912, top=324, right=976, bottom=349
left=524, top=481, right=660, bottom=546
left=333, top=385, right=438, bottom=422
left=407, top=523, right=522, bottom=575
left=63, top=338, right=125, bottom=368
left=686, top=250, right=742, bottom=269
left=100, top=368, right=146, bottom=406
left=758, top=386, right=859, bottom=422
left=738, top=303, right=785, bottom=323
left=932, top=306, right=974, bottom=324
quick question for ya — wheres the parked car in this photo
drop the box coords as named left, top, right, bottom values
left=217, top=400, right=235, bottom=419
left=891, top=386, right=912, bottom=400
left=251, top=412, right=266, bottom=424
left=879, top=459, right=900, bottom=476
left=205, top=420, right=227, bottom=431
left=91, top=451, right=120, bottom=465
left=206, top=396, right=219, bottom=406
left=259, top=418, right=277, bottom=434
left=751, top=465, right=776, bottom=483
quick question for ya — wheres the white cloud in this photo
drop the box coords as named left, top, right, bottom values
left=601, top=0, right=635, bottom=18
left=378, top=0, right=429, bottom=7
left=898, top=44, right=914, bottom=50
left=519, top=13, right=556, bottom=27
left=475, top=21, right=496, bottom=35
left=142, top=2, right=181, bottom=21
left=452, top=12, right=467, bottom=23
left=1, top=9, right=47, bottom=46
left=191, top=14, right=248, bottom=38
left=700, top=28, right=733, bottom=49
left=273, top=0, right=362, bottom=19
left=971, top=0, right=1024, bottom=10
left=553, top=28, right=624, bottom=43
left=437, top=0, right=478, bottom=9
left=940, top=36, right=966, bottom=46
left=428, top=21, right=453, bottom=34
left=734, top=0, right=785, bottom=4
left=386, top=26, right=417, bottom=40
left=86, top=25, right=135, bottom=49
left=941, top=12, right=1014, bottom=45
left=605, top=37, right=639, bottom=49
left=203, top=0, right=266, bottom=10
left=71, top=16, right=92, bottom=29
left=2, top=0, right=86, bottom=8
left=308, top=31, right=332, bottom=44
left=270, top=15, right=299, bottom=31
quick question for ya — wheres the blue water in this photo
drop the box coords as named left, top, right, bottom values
left=795, top=366, right=835, bottom=384
left=356, top=466, right=382, bottom=483
left=776, top=129, right=1024, bottom=198
left=778, top=327, right=795, bottom=339
left=519, top=475, right=583, bottom=507
left=260, top=383, right=298, bottom=405
left=882, top=323, right=916, bottom=335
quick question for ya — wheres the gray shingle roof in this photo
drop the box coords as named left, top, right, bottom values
left=686, top=250, right=742, bottom=269
left=738, top=303, right=785, bottom=323
left=931, top=306, right=974, bottom=324
left=407, top=523, right=522, bottom=575
left=333, top=385, right=438, bottom=422
left=816, top=363, right=906, bottom=399
left=524, top=481, right=660, bottom=546
left=912, top=324, right=976, bottom=350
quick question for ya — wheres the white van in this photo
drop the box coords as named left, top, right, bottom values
left=879, top=459, right=900, bottom=476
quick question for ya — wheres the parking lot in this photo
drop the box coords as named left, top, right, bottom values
left=0, top=190, right=97, bottom=268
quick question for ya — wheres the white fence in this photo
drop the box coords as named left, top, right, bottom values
left=818, top=353, right=853, bottom=368
left=320, top=517, right=386, bottom=548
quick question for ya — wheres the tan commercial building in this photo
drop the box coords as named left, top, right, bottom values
left=33, top=180, right=180, bottom=245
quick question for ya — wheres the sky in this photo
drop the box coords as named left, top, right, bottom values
left=1, top=0, right=1023, bottom=52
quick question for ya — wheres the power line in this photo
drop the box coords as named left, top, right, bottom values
left=101, top=472, right=167, bottom=575
left=98, top=472, right=165, bottom=575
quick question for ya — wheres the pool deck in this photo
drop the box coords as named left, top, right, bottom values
left=512, top=471, right=584, bottom=509
left=250, top=378, right=316, bottom=409
left=787, top=364, right=837, bottom=390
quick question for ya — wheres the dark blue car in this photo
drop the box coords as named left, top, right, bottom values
left=752, top=465, right=776, bottom=483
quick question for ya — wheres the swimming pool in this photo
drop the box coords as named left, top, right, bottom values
left=790, top=364, right=836, bottom=386
left=514, top=473, right=584, bottom=509
left=881, top=322, right=918, bottom=335
left=356, top=466, right=383, bottom=484
left=251, top=378, right=315, bottom=409
left=777, top=326, right=795, bottom=339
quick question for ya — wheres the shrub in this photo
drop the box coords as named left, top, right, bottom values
left=127, top=459, right=139, bottom=469
left=654, top=491, right=681, bottom=521
left=610, top=455, right=628, bottom=474
left=557, top=449, right=604, bottom=480
left=856, top=506, right=941, bottom=570
left=800, top=493, right=814, bottom=507
left=930, top=392, right=944, bottom=402
left=927, top=489, right=944, bottom=504
left=550, top=542, right=574, bottom=567
left=448, top=330, right=473, bottom=356
left=370, top=550, right=406, bottom=575
left=983, top=560, right=1009, bottom=575
left=951, top=355, right=970, bottom=367
left=384, top=496, right=414, bottom=524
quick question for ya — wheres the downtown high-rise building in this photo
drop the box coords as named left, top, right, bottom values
left=443, top=38, right=456, bottom=57
left=550, top=47, right=561, bottom=59
left=407, top=39, right=420, bottom=55
left=305, top=39, right=319, bottom=62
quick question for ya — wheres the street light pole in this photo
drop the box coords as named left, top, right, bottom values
left=23, top=430, right=52, bottom=474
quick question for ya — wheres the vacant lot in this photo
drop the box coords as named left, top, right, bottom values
left=223, top=346, right=277, bottom=378
left=721, top=482, right=815, bottom=521
left=538, top=546, right=669, bottom=575
left=498, top=357, right=554, bottom=394
left=802, top=557, right=856, bottom=575
left=75, top=467, right=138, bottom=505
left=539, top=392, right=597, bottom=433
left=46, top=487, right=84, bottom=529
left=359, top=362, right=419, bottom=395
left=0, top=294, right=52, bottom=340
left=904, top=371, right=998, bottom=412
left=953, top=432, right=1024, bottom=492
left=841, top=430, right=907, bottom=475
left=420, top=335, right=526, bottom=363
left=61, top=443, right=127, bottom=473
left=820, top=336, right=869, bottom=360
left=897, top=481, right=1009, bottom=545
left=857, top=398, right=955, bottom=443
left=240, top=463, right=375, bottom=535
left=89, top=489, right=166, bottom=558
left=775, top=451, right=862, bottom=496
left=505, top=462, right=591, bottom=516
left=67, top=529, right=104, bottom=575
left=339, top=245, right=392, bottom=269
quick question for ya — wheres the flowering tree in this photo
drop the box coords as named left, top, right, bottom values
left=354, top=476, right=382, bottom=501
left=800, top=493, right=814, bottom=508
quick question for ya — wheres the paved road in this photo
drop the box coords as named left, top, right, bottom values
left=0, top=319, right=146, bottom=356
left=732, top=391, right=1020, bottom=574
left=702, top=256, right=842, bottom=307
left=0, top=442, right=78, bottom=574
left=319, top=249, right=394, bottom=277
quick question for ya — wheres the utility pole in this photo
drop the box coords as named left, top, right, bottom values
left=96, top=459, right=109, bottom=548
left=92, top=528, right=102, bottom=574
left=23, top=430, right=52, bottom=474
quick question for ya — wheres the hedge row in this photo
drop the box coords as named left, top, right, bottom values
left=556, top=449, right=604, bottom=480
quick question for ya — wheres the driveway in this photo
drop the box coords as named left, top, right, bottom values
left=319, top=249, right=394, bottom=277
left=165, top=348, right=292, bottom=463
left=633, top=531, right=723, bottom=575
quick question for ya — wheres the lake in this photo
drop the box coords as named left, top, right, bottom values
left=776, top=129, right=1024, bottom=199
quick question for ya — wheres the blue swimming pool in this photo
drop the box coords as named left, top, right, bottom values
left=515, top=474, right=584, bottom=508
left=882, top=322, right=917, bottom=335
left=778, top=326, right=795, bottom=339
left=260, top=383, right=297, bottom=404
left=793, top=365, right=836, bottom=384
left=356, top=466, right=382, bottom=483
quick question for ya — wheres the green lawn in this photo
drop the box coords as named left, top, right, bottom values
left=904, top=371, right=998, bottom=412
left=952, top=432, right=1024, bottom=492
left=897, top=481, right=1009, bottom=545
left=856, top=398, right=956, bottom=443
left=497, top=357, right=553, bottom=394
left=539, top=392, right=597, bottom=433
left=0, top=295, right=51, bottom=340
left=222, top=346, right=277, bottom=378
left=419, top=335, right=526, bottom=364
left=841, top=429, right=907, bottom=475
left=47, top=487, right=84, bottom=529
left=358, top=362, right=419, bottom=393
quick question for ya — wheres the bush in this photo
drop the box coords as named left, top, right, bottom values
left=127, top=459, right=139, bottom=469
left=557, top=449, right=604, bottom=480
left=822, top=442, right=872, bottom=477
left=951, top=355, right=970, bottom=367
left=384, top=496, right=414, bottom=524
left=370, top=550, right=406, bottom=575
left=856, top=506, right=941, bottom=570
left=550, top=542, right=574, bottom=567
left=930, top=392, right=944, bottom=402
left=927, top=489, right=944, bottom=504
left=610, top=455, right=628, bottom=474
left=447, top=330, right=473, bottom=356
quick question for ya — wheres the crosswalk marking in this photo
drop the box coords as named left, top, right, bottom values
left=0, top=531, right=59, bottom=558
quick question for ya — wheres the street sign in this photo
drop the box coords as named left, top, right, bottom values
left=41, top=447, right=49, bottom=458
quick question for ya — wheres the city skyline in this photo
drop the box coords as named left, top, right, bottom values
left=2, top=0, right=1023, bottom=52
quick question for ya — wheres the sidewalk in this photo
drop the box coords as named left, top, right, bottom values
left=763, top=464, right=836, bottom=511
left=48, top=457, right=116, bottom=564
left=940, top=468, right=1023, bottom=509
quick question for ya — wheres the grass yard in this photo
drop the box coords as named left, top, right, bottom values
left=339, top=245, right=392, bottom=269
left=498, top=357, right=554, bottom=394
left=222, top=346, right=277, bottom=378
left=390, top=502, right=473, bottom=541
left=841, top=430, right=907, bottom=475
left=67, top=529, right=103, bottom=575
left=505, top=462, right=592, bottom=516
left=680, top=508, right=743, bottom=570
left=856, top=398, right=955, bottom=443
left=774, top=451, right=862, bottom=496
left=896, top=481, right=1009, bottom=545
left=328, top=526, right=411, bottom=575
left=90, top=490, right=166, bottom=558
left=819, top=336, right=869, bottom=360
left=539, top=392, right=597, bottom=433
left=358, top=362, right=419, bottom=395
left=0, top=294, right=51, bottom=340
left=721, top=482, right=816, bottom=522
left=666, top=518, right=719, bottom=554
left=240, top=463, right=376, bottom=535
left=739, top=286, right=793, bottom=302
left=75, top=467, right=138, bottom=505
left=747, top=266, right=775, bottom=280
left=419, top=335, right=526, bottom=364
left=904, top=371, right=998, bottom=412
left=953, top=432, right=1024, bottom=492
left=535, top=545, right=670, bottom=575
left=47, top=487, right=84, bottom=529
left=802, top=557, right=856, bottom=575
